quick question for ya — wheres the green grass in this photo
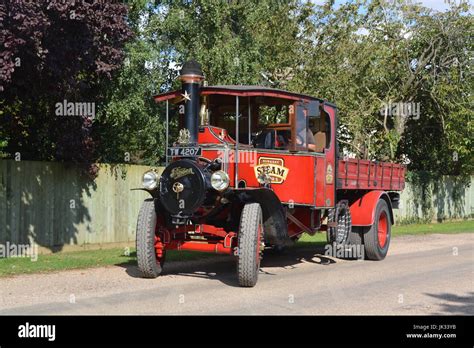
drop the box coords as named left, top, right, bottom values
left=0, top=248, right=217, bottom=278
left=298, top=232, right=327, bottom=244
left=391, top=220, right=474, bottom=236
left=0, top=220, right=472, bottom=277
left=297, top=219, right=474, bottom=244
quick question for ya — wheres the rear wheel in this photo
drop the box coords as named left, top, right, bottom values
left=345, top=226, right=366, bottom=260
left=347, top=226, right=364, bottom=245
left=328, top=201, right=366, bottom=260
left=364, top=199, right=391, bottom=260
left=136, top=199, right=166, bottom=278
left=327, top=201, right=351, bottom=244
left=237, top=203, right=263, bottom=287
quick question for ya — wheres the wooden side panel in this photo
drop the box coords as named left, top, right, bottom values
left=337, top=159, right=406, bottom=191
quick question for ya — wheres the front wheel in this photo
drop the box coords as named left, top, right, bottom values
left=136, top=199, right=166, bottom=278
left=237, top=203, right=263, bottom=287
left=364, top=199, right=391, bottom=260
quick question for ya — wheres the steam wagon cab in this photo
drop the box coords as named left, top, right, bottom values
left=135, top=61, right=406, bottom=287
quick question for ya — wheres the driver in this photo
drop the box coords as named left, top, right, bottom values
left=293, top=125, right=317, bottom=152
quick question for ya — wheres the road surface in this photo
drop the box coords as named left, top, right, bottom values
left=0, top=233, right=473, bottom=315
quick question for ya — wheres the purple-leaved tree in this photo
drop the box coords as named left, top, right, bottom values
left=0, top=0, right=132, bottom=176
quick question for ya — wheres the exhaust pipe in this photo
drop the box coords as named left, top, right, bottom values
left=179, top=60, right=204, bottom=144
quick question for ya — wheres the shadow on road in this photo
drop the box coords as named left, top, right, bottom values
left=263, top=242, right=337, bottom=268
left=425, top=292, right=474, bottom=315
left=116, top=241, right=340, bottom=287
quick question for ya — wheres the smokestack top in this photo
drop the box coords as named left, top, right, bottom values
left=179, top=60, right=203, bottom=144
left=180, top=60, right=204, bottom=80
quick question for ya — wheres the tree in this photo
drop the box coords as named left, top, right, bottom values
left=94, top=0, right=315, bottom=165
left=146, top=0, right=313, bottom=86
left=298, top=0, right=472, bottom=178
left=1, top=0, right=471, bottom=180
left=0, top=0, right=132, bottom=175
left=92, top=0, right=169, bottom=166
left=397, top=0, right=473, bottom=178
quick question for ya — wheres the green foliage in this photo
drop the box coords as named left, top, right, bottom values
left=93, top=37, right=167, bottom=165
left=0, top=0, right=132, bottom=176
left=147, top=0, right=313, bottom=86
left=291, top=0, right=472, bottom=179
left=1, top=0, right=471, bottom=179
left=95, top=0, right=315, bottom=164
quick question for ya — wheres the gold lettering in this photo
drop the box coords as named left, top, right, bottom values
left=253, top=157, right=289, bottom=184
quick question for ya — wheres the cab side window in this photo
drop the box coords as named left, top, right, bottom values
left=309, top=112, right=331, bottom=152
left=293, top=101, right=326, bottom=152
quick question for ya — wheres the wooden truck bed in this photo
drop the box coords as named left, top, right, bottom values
left=337, top=158, right=405, bottom=191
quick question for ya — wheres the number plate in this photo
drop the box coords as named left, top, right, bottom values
left=167, top=147, right=202, bottom=157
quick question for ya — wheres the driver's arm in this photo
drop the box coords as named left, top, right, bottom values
left=306, top=129, right=316, bottom=152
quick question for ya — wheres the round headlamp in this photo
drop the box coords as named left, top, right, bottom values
left=142, top=170, right=158, bottom=190
left=210, top=170, right=230, bottom=191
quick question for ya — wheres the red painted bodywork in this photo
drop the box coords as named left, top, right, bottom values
left=166, top=240, right=234, bottom=254
left=162, top=224, right=237, bottom=254
left=154, top=86, right=406, bottom=254
left=338, top=158, right=405, bottom=191
left=154, top=86, right=308, bottom=103
left=349, top=190, right=392, bottom=226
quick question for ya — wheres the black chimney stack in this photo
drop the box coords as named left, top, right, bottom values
left=179, top=60, right=204, bottom=144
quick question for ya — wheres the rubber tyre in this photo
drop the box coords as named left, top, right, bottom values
left=344, top=226, right=366, bottom=260
left=347, top=226, right=364, bottom=245
left=327, top=204, right=351, bottom=244
left=237, top=203, right=263, bottom=287
left=364, top=199, right=391, bottom=260
left=136, top=199, right=165, bottom=278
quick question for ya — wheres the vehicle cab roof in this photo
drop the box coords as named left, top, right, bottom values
left=153, top=85, right=331, bottom=105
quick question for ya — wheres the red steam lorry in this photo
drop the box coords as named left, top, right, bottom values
left=135, top=61, right=405, bottom=287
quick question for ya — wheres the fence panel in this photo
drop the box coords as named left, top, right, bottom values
left=0, top=160, right=472, bottom=251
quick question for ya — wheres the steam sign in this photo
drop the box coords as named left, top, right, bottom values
left=254, top=157, right=290, bottom=184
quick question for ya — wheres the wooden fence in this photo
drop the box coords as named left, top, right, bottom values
left=0, top=160, right=472, bottom=252
left=0, top=160, right=161, bottom=252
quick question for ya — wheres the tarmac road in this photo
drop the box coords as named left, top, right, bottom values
left=0, top=233, right=472, bottom=315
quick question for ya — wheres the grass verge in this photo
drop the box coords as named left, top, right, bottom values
left=391, top=220, right=474, bottom=236
left=0, top=248, right=218, bottom=278
left=0, top=220, right=472, bottom=277
left=297, top=219, right=474, bottom=244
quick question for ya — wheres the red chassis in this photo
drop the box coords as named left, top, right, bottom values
left=135, top=61, right=405, bottom=287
